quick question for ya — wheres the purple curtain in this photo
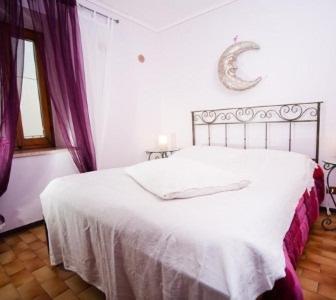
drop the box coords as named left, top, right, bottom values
left=0, top=0, right=96, bottom=196
left=0, top=1, right=25, bottom=196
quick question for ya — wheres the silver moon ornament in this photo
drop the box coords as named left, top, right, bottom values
left=218, top=41, right=262, bottom=91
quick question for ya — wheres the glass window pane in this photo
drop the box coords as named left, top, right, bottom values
left=20, top=40, right=44, bottom=139
left=23, top=40, right=37, bottom=79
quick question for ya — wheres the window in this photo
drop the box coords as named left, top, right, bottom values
left=16, top=31, right=54, bottom=151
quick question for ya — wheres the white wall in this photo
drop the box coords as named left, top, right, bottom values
left=98, top=17, right=162, bottom=167
left=0, top=152, right=77, bottom=232
left=79, top=6, right=162, bottom=169
left=151, top=0, right=336, bottom=207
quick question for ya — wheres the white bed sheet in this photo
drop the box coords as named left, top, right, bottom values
left=41, top=147, right=316, bottom=300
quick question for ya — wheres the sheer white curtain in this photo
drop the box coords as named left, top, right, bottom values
left=79, top=6, right=114, bottom=169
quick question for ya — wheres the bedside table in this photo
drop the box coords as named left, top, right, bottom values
left=321, top=159, right=336, bottom=231
left=145, top=148, right=180, bottom=160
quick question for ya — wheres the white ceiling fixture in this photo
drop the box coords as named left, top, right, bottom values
left=83, top=0, right=239, bottom=32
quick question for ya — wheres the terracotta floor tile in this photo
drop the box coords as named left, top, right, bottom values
left=55, top=266, right=74, bottom=280
left=0, top=283, right=20, bottom=300
left=29, top=241, right=46, bottom=251
left=298, top=276, right=318, bottom=292
left=34, top=247, right=49, bottom=260
left=23, top=257, right=45, bottom=272
left=302, top=269, right=336, bottom=286
left=316, top=243, right=336, bottom=254
left=296, top=267, right=303, bottom=275
left=0, top=250, right=16, bottom=265
left=41, top=277, right=68, bottom=298
left=5, top=236, right=22, bottom=246
left=17, top=250, right=37, bottom=261
left=36, top=233, right=47, bottom=243
left=32, top=266, right=56, bottom=283
left=78, top=287, right=105, bottom=300
left=0, top=268, right=10, bottom=287
left=307, top=239, right=323, bottom=247
left=310, top=233, right=336, bottom=242
left=320, top=264, right=336, bottom=278
left=311, top=229, right=336, bottom=240
left=19, top=232, right=37, bottom=244
left=17, top=279, right=48, bottom=300
left=28, top=227, right=43, bottom=236
left=66, top=275, right=89, bottom=294
left=54, top=289, right=79, bottom=300
left=42, top=258, right=52, bottom=267
left=305, top=252, right=336, bottom=268
left=34, top=294, right=52, bottom=300
left=307, top=247, right=336, bottom=260
left=320, top=237, right=336, bottom=248
left=12, top=241, right=29, bottom=254
left=303, top=289, right=331, bottom=300
left=297, top=259, right=321, bottom=273
left=3, top=260, right=25, bottom=276
left=10, top=269, right=35, bottom=287
left=318, top=283, right=336, bottom=300
left=0, top=242, right=11, bottom=254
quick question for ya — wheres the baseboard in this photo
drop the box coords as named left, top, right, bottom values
left=0, top=219, right=45, bottom=238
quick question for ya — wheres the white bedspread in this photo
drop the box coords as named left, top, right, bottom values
left=41, top=147, right=316, bottom=300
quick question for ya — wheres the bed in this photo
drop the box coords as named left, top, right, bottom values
left=41, top=102, right=324, bottom=300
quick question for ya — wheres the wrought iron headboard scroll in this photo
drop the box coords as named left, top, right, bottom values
left=191, top=102, right=322, bottom=162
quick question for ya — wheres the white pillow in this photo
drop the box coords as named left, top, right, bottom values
left=125, top=157, right=250, bottom=200
left=172, top=146, right=316, bottom=183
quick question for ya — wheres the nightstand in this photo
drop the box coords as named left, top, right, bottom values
left=321, top=159, right=336, bottom=231
left=145, top=148, right=180, bottom=160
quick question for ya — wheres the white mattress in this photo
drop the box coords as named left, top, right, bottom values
left=41, top=147, right=316, bottom=300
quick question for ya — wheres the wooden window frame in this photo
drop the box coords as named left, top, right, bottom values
left=16, top=29, right=55, bottom=151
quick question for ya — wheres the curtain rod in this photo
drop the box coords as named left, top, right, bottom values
left=78, top=2, right=119, bottom=24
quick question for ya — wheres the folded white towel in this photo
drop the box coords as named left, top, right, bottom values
left=125, top=157, right=250, bottom=200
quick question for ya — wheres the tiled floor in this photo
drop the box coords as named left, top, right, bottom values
left=297, top=213, right=336, bottom=300
left=0, top=213, right=335, bottom=300
left=0, top=224, right=105, bottom=300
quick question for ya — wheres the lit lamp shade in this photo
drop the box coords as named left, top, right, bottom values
left=158, top=134, right=168, bottom=150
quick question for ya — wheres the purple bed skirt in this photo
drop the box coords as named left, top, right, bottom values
left=263, top=166, right=324, bottom=300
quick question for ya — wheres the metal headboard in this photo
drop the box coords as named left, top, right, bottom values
left=191, top=102, right=322, bottom=162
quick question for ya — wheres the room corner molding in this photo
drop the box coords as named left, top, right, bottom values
left=78, top=0, right=156, bottom=32
left=155, top=0, right=239, bottom=33
left=79, top=0, right=239, bottom=33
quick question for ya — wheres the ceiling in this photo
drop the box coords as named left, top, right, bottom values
left=93, top=0, right=238, bottom=32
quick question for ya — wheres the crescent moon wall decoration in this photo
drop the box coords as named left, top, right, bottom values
left=218, top=41, right=262, bottom=91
